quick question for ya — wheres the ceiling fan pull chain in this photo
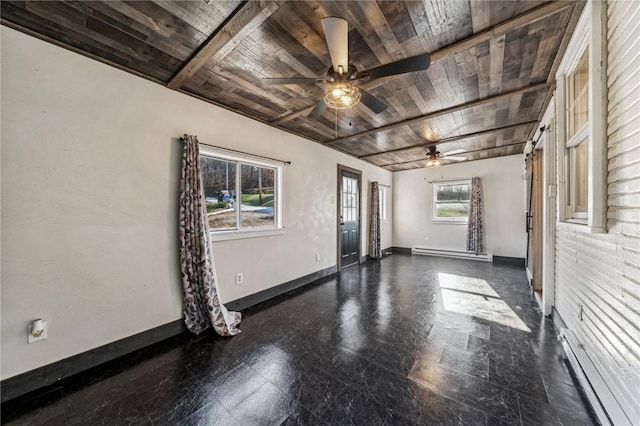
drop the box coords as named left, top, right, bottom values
left=335, top=107, right=338, bottom=139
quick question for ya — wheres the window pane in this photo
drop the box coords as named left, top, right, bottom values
left=342, top=177, right=358, bottom=222
left=435, top=202, right=470, bottom=218
left=434, top=183, right=470, bottom=219
left=575, top=141, right=589, bottom=213
left=436, top=184, right=470, bottom=202
left=379, top=188, right=386, bottom=221
left=200, top=156, right=237, bottom=230
left=240, top=164, right=275, bottom=229
left=567, top=50, right=589, bottom=140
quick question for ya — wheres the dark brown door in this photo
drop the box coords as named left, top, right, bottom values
left=338, top=167, right=361, bottom=268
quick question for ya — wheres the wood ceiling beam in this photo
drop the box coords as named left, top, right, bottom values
left=271, top=102, right=317, bottom=126
left=269, top=1, right=571, bottom=126
left=428, top=1, right=573, bottom=63
left=382, top=141, right=527, bottom=168
left=325, top=82, right=549, bottom=148
left=168, top=1, right=282, bottom=90
left=361, top=120, right=537, bottom=161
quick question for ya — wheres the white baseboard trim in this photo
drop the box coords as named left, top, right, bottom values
left=560, top=328, right=631, bottom=426
left=411, top=247, right=492, bottom=262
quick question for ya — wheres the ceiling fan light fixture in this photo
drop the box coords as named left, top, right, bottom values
left=325, top=82, right=360, bottom=110
left=425, top=157, right=441, bottom=167
left=425, top=147, right=442, bottom=167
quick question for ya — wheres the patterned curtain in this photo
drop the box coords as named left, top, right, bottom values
left=466, top=177, right=484, bottom=254
left=179, top=134, right=241, bottom=336
left=369, top=181, right=383, bottom=259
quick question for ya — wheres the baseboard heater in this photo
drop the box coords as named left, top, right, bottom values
left=559, top=328, right=632, bottom=426
left=411, top=247, right=493, bottom=262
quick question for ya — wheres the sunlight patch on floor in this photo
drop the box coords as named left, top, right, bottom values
left=438, top=272, right=531, bottom=332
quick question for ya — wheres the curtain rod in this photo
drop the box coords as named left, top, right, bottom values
left=180, top=138, right=291, bottom=165
left=378, top=183, right=391, bottom=188
left=425, top=178, right=470, bottom=184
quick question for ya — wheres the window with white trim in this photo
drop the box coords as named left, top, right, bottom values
left=379, top=186, right=388, bottom=221
left=433, top=181, right=471, bottom=223
left=556, top=0, right=606, bottom=231
left=565, top=49, right=589, bottom=220
left=199, top=149, right=282, bottom=234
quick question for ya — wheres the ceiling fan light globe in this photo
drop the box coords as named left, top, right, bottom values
left=325, top=82, right=360, bottom=110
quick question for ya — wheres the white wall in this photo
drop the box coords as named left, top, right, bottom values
left=393, top=155, right=526, bottom=258
left=0, top=27, right=392, bottom=379
left=552, top=1, right=640, bottom=421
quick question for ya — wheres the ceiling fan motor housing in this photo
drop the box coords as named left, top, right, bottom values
left=427, top=146, right=441, bottom=158
left=326, top=64, right=359, bottom=83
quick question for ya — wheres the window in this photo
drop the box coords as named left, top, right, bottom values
left=433, top=181, right=471, bottom=222
left=199, top=148, right=282, bottom=236
left=379, top=186, right=388, bottom=221
left=565, top=49, right=589, bottom=220
left=556, top=0, right=606, bottom=232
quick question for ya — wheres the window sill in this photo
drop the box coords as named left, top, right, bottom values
left=558, top=220, right=605, bottom=234
left=432, top=220, right=468, bottom=225
left=210, top=227, right=286, bottom=242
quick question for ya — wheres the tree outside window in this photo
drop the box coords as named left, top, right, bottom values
left=433, top=181, right=471, bottom=222
left=200, top=155, right=278, bottom=232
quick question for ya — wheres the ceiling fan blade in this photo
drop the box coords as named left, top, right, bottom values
left=262, top=78, right=323, bottom=85
left=441, top=148, right=466, bottom=156
left=359, top=89, right=387, bottom=114
left=321, top=17, right=349, bottom=74
left=443, top=156, right=467, bottom=162
left=307, top=100, right=327, bottom=119
left=357, top=52, right=431, bottom=81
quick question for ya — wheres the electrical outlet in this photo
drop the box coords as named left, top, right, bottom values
left=236, top=273, right=243, bottom=285
left=28, top=320, right=48, bottom=344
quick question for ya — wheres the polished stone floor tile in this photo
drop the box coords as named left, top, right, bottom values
left=2, top=254, right=598, bottom=426
left=280, top=405, right=327, bottom=426
left=439, top=344, right=490, bottom=380
left=196, top=362, right=268, bottom=411
left=227, top=381, right=295, bottom=425
left=488, top=360, right=548, bottom=402
left=285, top=366, right=347, bottom=414
left=182, top=399, right=239, bottom=426
left=65, top=393, right=149, bottom=426
left=238, top=343, right=308, bottom=390
left=2, top=387, right=66, bottom=426
left=314, top=387, right=392, bottom=425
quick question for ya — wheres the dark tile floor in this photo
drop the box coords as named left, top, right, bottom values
left=2, top=254, right=598, bottom=425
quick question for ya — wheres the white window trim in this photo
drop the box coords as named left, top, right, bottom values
left=555, top=0, right=607, bottom=233
left=379, top=186, right=388, bottom=222
left=199, top=145, right=285, bottom=240
left=432, top=179, right=471, bottom=224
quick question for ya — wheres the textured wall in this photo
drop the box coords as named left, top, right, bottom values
left=392, top=155, right=526, bottom=258
left=553, top=1, right=640, bottom=421
left=0, top=27, right=392, bottom=379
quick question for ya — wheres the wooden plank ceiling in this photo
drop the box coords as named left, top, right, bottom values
left=1, top=1, right=583, bottom=170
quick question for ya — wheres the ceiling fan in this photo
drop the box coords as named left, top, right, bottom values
left=425, top=146, right=467, bottom=167
left=262, top=17, right=431, bottom=118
